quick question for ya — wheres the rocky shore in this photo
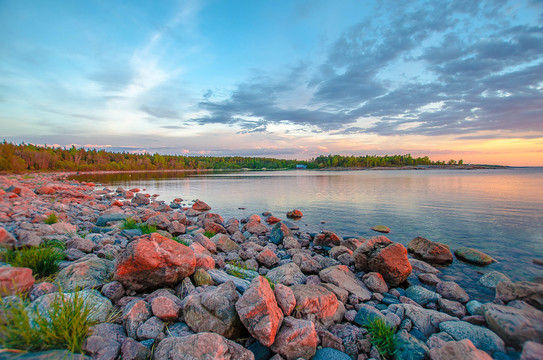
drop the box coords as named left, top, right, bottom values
left=0, top=173, right=542, bottom=360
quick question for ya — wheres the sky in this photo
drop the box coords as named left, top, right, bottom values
left=1, top=0, right=542, bottom=166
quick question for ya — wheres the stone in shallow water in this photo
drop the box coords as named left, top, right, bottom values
left=479, top=271, right=510, bottom=289
left=439, top=320, right=505, bottom=354
left=454, top=246, right=495, bottom=265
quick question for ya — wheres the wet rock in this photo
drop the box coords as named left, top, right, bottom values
left=439, top=320, right=505, bottom=354
left=114, top=233, right=196, bottom=292
left=270, top=316, right=317, bottom=360
left=371, top=225, right=390, bottom=233
left=495, top=280, right=543, bottom=310
left=428, top=339, right=492, bottom=360
left=454, top=247, right=495, bottom=266
left=395, top=330, right=429, bottom=360
left=56, top=255, right=113, bottom=291
left=436, top=281, right=469, bottom=303
left=406, top=285, right=440, bottom=305
left=409, top=258, right=441, bottom=275
left=274, top=283, right=296, bottom=316
left=266, top=263, right=306, bottom=286
left=319, top=265, right=372, bottom=301
left=438, top=298, right=466, bottom=318
left=466, top=300, right=484, bottom=316
left=483, top=301, right=543, bottom=348
left=353, top=236, right=412, bottom=286
left=400, top=303, right=458, bottom=337
left=479, top=271, right=510, bottom=289
left=0, top=266, right=34, bottom=295
left=192, top=199, right=211, bottom=211
left=286, top=209, right=303, bottom=219
left=408, top=237, right=453, bottom=264
left=184, top=281, right=244, bottom=339
left=153, top=333, right=254, bottom=360
left=418, top=273, right=441, bottom=287
left=236, top=276, right=284, bottom=346
left=314, top=230, right=342, bottom=247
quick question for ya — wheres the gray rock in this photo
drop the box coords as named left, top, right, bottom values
left=82, top=335, right=120, bottom=360
left=400, top=303, right=457, bottom=337
left=123, top=299, right=151, bottom=339
left=409, top=258, right=441, bottom=275
left=270, top=222, right=293, bottom=245
left=136, top=316, right=164, bottom=340
left=454, top=246, right=495, bottom=266
left=436, top=281, right=469, bottom=303
left=55, top=255, right=114, bottom=291
left=439, top=320, right=505, bottom=353
left=354, top=304, right=388, bottom=327
left=479, top=271, right=510, bottom=289
left=120, top=337, right=151, bottom=360
left=395, top=330, right=429, bottom=360
left=466, top=300, right=484, bottom=315
left=406, top=285, right=440, bottom=305
left=266, top=262, right=306, bottom=286
left=208, top=269, right=251, bottom=293
left=438, top=298, right=467, bottom=318
left=96, top=214, right=128, bottom=227
left=101, top=281, right=125, bottom=303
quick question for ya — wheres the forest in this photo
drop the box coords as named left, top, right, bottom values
left=0, top=142, right=458, bottom=173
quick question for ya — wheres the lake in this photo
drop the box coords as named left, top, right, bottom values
left=74, top=167, right=543, bottom=301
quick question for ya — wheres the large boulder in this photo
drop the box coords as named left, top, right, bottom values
left=210, top=234, right=241, bottom=252
left=292, top=284, right=344, bottom=327
left=483, top=301, right=543, bottom=348
left=184, top=281, right=244, bottom=339
left=353, top=236, right=412, bottom=286
left=319, top=265, right=372, bottom=301
left=454, top=247, right=495, bottom=265
left=56, top=255, right=114, bottom=291
left=270, top=316, right=317, bottom=360
left=153, top=333, right=254, bottom=360
left=407, top=237, right=453, bottom=264
left=495, top=281, right=543, bottom=310
left=114, top=233, right=195, bottom=292
left=192, top=200, right=211, bottom=211
left=235, top=276, right=283, bottom=347
left=266, top=263, right=306, bottom=286
left=0, top=266, right=34, bottom=295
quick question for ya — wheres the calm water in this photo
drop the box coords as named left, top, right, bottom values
left=74, top=168, right=543, bottom=301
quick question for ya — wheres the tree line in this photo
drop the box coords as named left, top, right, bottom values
left=0, top=142, right=459, bottom=173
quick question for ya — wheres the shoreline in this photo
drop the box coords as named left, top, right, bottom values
left=0, top=173, right=541, bottom=359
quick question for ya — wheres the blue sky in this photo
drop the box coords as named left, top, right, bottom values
left=1, top=0, right=542, bottom=165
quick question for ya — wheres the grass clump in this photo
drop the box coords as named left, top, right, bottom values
left=44, top=213, right=58, bottom=225
left=3, top=240, right=66, bottom=279
left=364, top=318, right=397, bottom=359
left=122, top=218, right=157, bottom=234
left=139, top=224, right=157, bottom=234
left=203, top=230, right=216, bottom=238
left=175, top=237, right=191, bottom=246
left=226, top=261, right=275, bottom=290
left=0, top=288, right=99, bottom=353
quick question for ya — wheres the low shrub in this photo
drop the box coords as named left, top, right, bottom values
left=203, top=230, right=216, bottom=238
left=3, top=241, right=66, bottom=279
left=44, top=213, right=58, bottom=225
left=122, top=218, right=157, bottom=234
left=364, top=318, right=397, bottom=359
left=0, top=288, right=98, bottom=353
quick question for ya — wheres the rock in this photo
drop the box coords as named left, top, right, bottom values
left=269, top=222, right=293, bottom=245
left=282, top=236, right=301, bottom=250
left=406, top=285, right=440, bottom=306
left=101, top=281, right=125, bottom=303
left=151, top=295, right=182, bottom=322
left=329, top=246, right=353, bottom=260
left=479, top=271, right=510, bottom=289
left=29, top=282, right=57, bottom=301
left=1, top=350, right=91, bottom=359
left=353, top=236, right=412, bottom=287
left=400, top=304, right=458, bottom=337
left=428, top=339, right=492, bottom=360
left=483, top=302, right=543, bottom=348
left=436, top=281, right=469, bottom=303
left=256, top=248, right=279, bottom=268
left=312, top=348, right=352, bottom=360
left=114, top=233, right=196, bottom=292
left=438, top=298, right=466, bottom=318
left=319, top=265, right=372, bottom=301
left=466, top=300, right=484, bottom=316
left=146, top=214, right=170, bottom=230
left=208, top=269, right=251, bottom=293
left=395, top=330, right=429, bottom=360
left=30, top=289, right=112, bottom=323
left=362, top=272, right=389, bottom=293
left=242, top=220, right=269, bottom=236
left=121, top=337, right=151, bottom=360
left=274, top=283, right=296, bottom=316
left=56, top=256, right=114, bottom=291
left=96, top=214, right=128, bottom=227
left=50, top=222, right=77, bottom=234
left=439, top=320, right=505, bottom=354
left=495, top=281, right=543, bottom=310
left=35, top=185, right=56, bottom=195
left=0, top=226, right=16, bottom=249
left=210, top=233, right=242, bottom=252
left=270, top=316, right=317, bottom=360
left=354, top=304, right=388, bottom=327
left=184, top=281, right=244, bottom=339
left=193, top=233, right=217, bottom=253
left=419, top=273, right=442, bottom=287
left=292, top=284, right=342, bottom=326
left=521, top=341, right=543, bottom=360
left=286, top=209, right=303, bottom=219
left=136, top=316, right=164, bottom=340
left=192, top=200, right=211, bottom=211
left=314, top=231, right=342, bottom=247
left=292, top=252, right=322, bottom=274
left=454, top=247, right=495, bottom=266
left=123, top=299, right=152, bottom=339
left=371, top=225, right=390, bottom=233
left=265, top=216, right=281, bottom=224
left=409, top=258, right=441, bottom=275
left=153, top=333, right=254, bottom=360
left=235, top=276, right=283, bottom=346
left=192, top=268, right=213, bottom=286
left=408, top=237, right=453, bottom=264
left=266, top=263, right=306, bottom=286
left=317, top=328, right=345, bottom=352
left=67, top=236, right=96, bottom=253
left=0, top=266, right=34, bottom=296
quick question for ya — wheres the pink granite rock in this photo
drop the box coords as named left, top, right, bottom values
left=0, top=267, right=34, bottom=295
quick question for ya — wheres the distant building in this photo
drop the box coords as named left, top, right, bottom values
left=296, top=164, right=307, bottom=169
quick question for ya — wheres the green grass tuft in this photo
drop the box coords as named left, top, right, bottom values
left=0, top=288, right=99, bottom=353
left=44, top=213, right=58, bottom=225
left=139, top=224, right=157, bottom=234
left=175, top=237, right=191, bottom=246
left=364, top=318, right=397, bottom=359
left=203, top=230, right=216, bottom=238
left=3, top=241, right=66, bottom=279
left=122, top=218, right=157, bottom=234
